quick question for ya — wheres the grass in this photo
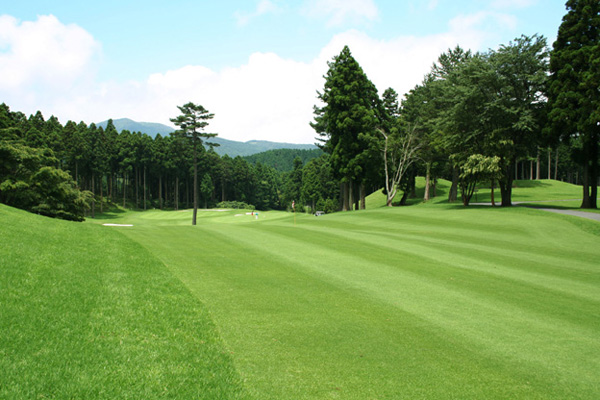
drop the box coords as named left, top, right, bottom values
left=0, top=204, right=249, bottom=399
left=93, top=204, right=600, bottom=398
left=3, top=178, right=600, bottom=399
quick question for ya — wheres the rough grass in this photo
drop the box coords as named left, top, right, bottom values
left=99, top=203, right=600, bottom=399
left=0, top=204, right=250, bottom=399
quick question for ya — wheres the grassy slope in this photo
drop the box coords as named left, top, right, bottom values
left=368, top=178, right=600, bottom=212
left=98, top=203, right=600, bottom=399
left=0, top=204, right=249, bottom=399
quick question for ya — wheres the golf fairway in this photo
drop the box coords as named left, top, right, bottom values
left=110, top=205, right=600, bottom=399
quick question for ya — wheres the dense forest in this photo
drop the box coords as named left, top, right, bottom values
left=1, top=1, right=598, bottom=221
left=0, top=104, right=339, bottom=220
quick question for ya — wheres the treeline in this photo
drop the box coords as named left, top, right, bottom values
left=0, top=103, right=341, bottom=220
left=312, top=1, right=599, bottom=209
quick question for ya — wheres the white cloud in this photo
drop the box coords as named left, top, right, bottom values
left=302, top=0, right=378, bottom=27
left=449, top=11, right=517, bottom=35
left=0, top=13, right=509, bottom=144
left=0, top=14, right=100, bottom=93
left=235, top=0, right=279, bottom=27
left=427, top=0, right=439, bottom=11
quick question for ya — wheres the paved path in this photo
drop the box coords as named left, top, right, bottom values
left=533, top=208, right=600, bottom=222
left=471, top=200, right=600, bottom=222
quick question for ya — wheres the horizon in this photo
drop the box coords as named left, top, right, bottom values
left=1, top=1, right=567, bottom=144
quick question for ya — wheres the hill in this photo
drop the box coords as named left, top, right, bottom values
left=0, top=204, right=248, bottom=399
left=244, top=148, right=324, bottom=171
left=96, top=118, right=317, bottom=157
left=96, top=118, right=174, bottom=136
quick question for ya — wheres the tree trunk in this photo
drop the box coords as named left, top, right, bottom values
left=91, top=175, right=96, bottom=218
left=448, top=166, right=458, bottom=202
left=360, top=182, right=366, bottom=210
left=341, top=182, right=349, bottom=211
left=424, top=163, right=431, bottom=201
left=399, top=190, right=409, bottom=206
left=529, top=160, right=533, bottom=180
left=143, top=166, right=147, bottom=211
left=123, top=173, right=127, bottom=209
left=547, top=148, right=551, bottom=180
left=348, top=180, right=354, bottom=211
left=554, top=149, right=559, bottom=180
left=536, top=149, right=540, bottom=180
left=499, top=159, right=514, bottom=207
left=175, top=176, right=179, bottom=211
left=581, top=164, right=590, bottom=208
left=159, top=175, right=163, bottom=209
left=135, top=166, right=139, bottom=208
left=490, top=179, right=495, bottom=207
left=100, top=176, right=103, bottom=213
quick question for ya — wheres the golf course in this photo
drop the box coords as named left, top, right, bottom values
left=2, top=179, right=599, bottom=399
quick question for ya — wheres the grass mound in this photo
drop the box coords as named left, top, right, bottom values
left=0, top=204, right=250, bottom=399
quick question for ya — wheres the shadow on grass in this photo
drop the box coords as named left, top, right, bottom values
left=512, top=180, right=553, bottom=188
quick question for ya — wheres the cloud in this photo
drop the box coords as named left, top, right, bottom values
left=1, top=12, right=514, bottom=144
left=234, top=0, right=279, bottom=27
left=449, top=11, right=517, bottom=35
left=0, top=14, right=100, bottom=93
left=302, top=0, right=378, bottom=27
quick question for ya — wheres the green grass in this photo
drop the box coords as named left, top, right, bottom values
left=0, top=204, right=249, bottom=399
left=91, top=203, right=600, bottom=399
left=3, top=177, right=600, bottom=399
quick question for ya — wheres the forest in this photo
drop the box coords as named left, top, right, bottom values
left=1, top=1, right=598, bottom=221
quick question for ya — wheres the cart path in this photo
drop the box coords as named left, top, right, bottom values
left=533, top=208, right=600, bottom=222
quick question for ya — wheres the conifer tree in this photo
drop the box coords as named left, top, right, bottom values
left=548, top=0, right=600, bottom=208
left=170, top=102, right=217, bottom=225
left=312, top=46, right=380, bottom=211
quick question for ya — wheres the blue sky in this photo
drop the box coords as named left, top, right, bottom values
left=1, top=0, right=567, bottom=143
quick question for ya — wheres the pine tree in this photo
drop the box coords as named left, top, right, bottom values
left=548, top=0, right=600, bottom=208
left=170, top=103, right=217, bottom=225
left=311, top=46, right=380, bottom=211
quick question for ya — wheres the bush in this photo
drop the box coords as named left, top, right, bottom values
left=216, top=201, right=255, bottom=210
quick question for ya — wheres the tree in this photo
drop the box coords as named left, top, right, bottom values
left=548, top=0, right=600, bottom=209
left=200, top=173, right=213, bottom=209
left=378, top=123, right=422, bottom=207
left=459, top=154, right=502, bottom=206
left=312, top=45, right=380, bottom=211
left=170, top=102, right=217, bottom=225
left=488, top=35, right=549, bottom=206
left=283, top=156, right=303, bottom=210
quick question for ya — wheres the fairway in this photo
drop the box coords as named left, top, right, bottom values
left=94, top=203, right=600, bottom=399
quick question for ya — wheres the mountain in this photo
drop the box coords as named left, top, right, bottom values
left=96, top=118, right=317, bottom=157
left=96, top=118, right=175, bottom=136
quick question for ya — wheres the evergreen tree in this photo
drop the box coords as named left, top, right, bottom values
left=170, top=102, right=217, bottom=225
left=548, top=0, right=600, bottom=208
left=312, top=46, right=380, bottom=211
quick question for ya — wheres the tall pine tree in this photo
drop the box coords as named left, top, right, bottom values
left=548, top=0, right=600, bottom=208
left=311, top=46, right=380, bottom=211
left=170, top=102, right=217, bottom=225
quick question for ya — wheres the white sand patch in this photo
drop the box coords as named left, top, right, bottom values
left=102, top=223, right=133, bottom=227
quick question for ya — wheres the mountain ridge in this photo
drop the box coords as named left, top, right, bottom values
left=96, top=118, right=317, bottom=157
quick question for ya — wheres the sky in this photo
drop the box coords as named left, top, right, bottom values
left=1, top=0, right=568, bottom=144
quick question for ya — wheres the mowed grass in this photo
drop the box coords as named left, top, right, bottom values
left=0, top=204, right=249, bottom=399
left=101, top=202, right=600, bottom=399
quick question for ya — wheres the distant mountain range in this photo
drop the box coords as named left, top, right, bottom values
left=96, top=118, right=317, bottom=157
